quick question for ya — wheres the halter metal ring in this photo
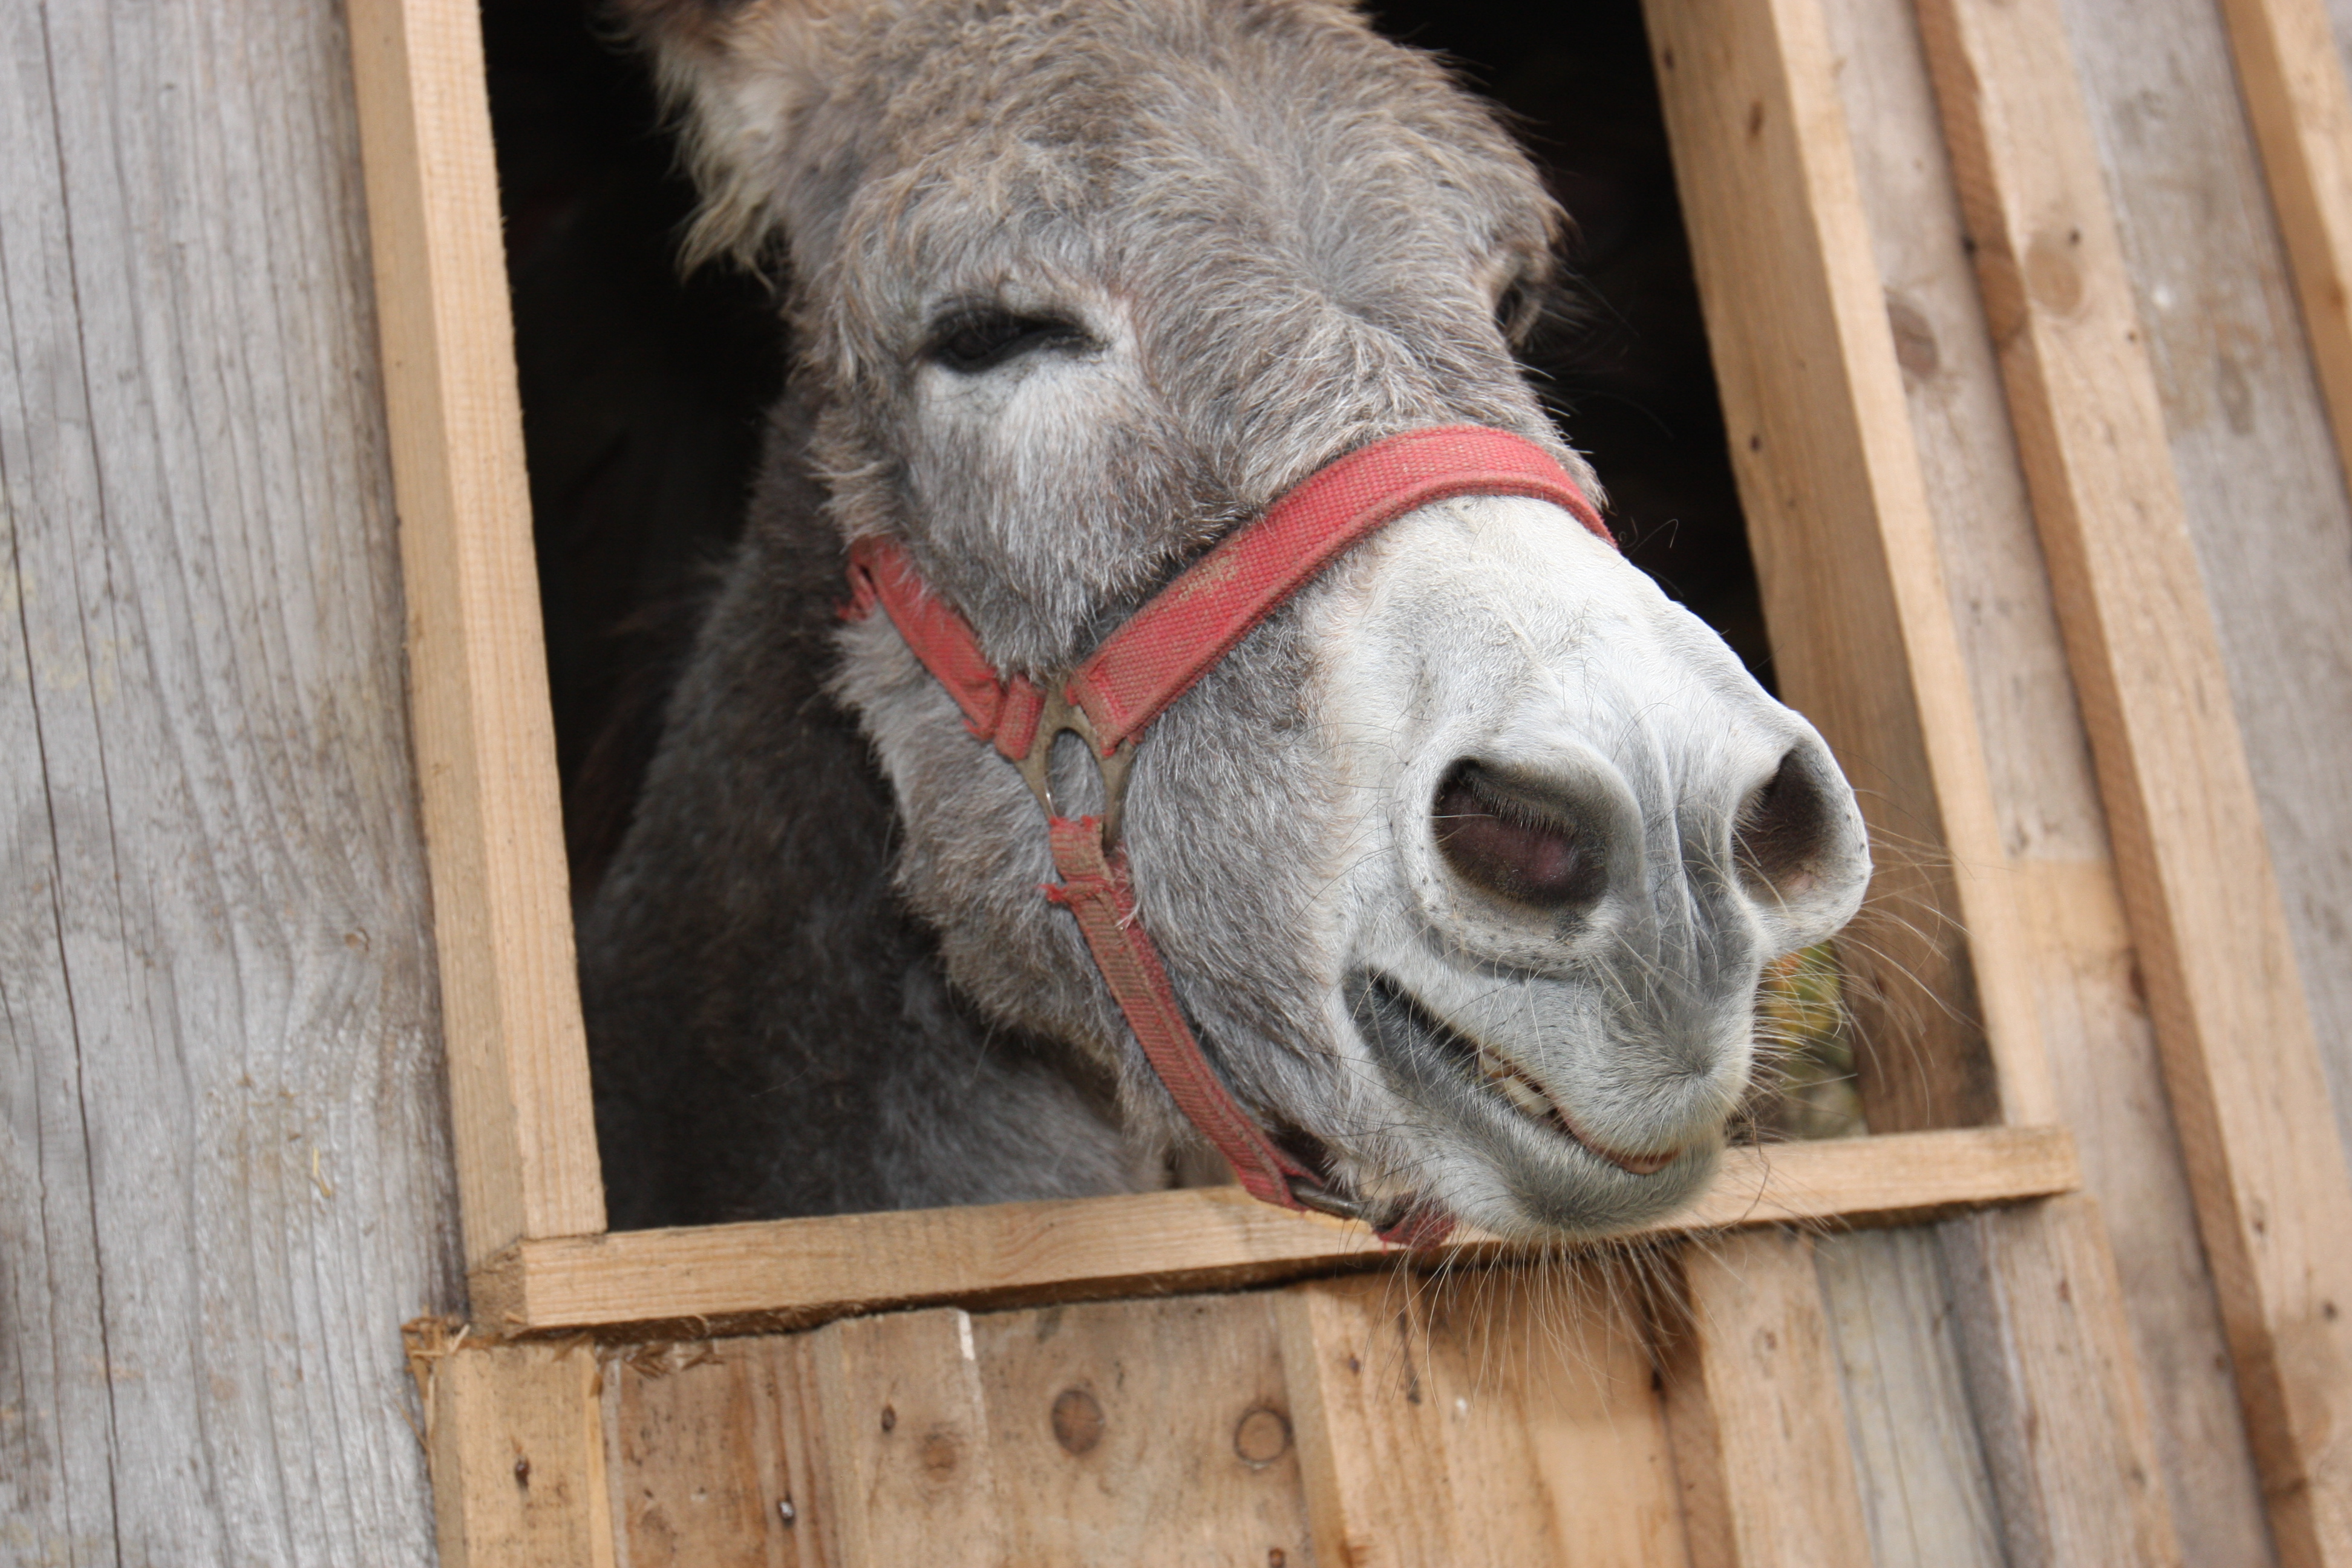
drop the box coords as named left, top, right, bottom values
left=1284, top=1174, right=1410, bottom=1231
left=1012, top=686, right=1138, bottom=848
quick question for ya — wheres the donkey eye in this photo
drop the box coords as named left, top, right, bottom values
left=1494, top=273, right=1552, bottom=347
left=925, top=309, right=1091, bottom=374
left=1494, top=279, right=1529, bottom=336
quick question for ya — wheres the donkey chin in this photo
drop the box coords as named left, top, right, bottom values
left=1289, top=494, right=1873, bottom=1240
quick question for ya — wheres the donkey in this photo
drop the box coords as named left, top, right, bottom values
left=581, top=0, right=1872, bottom=1240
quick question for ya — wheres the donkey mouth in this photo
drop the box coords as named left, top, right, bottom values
left=1348, top=972, right=1682, bottom=1176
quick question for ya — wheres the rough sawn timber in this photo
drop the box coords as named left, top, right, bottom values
left=1645, top=0, right=2187, bottom=1560
left=2223, top=0, right=2352, bottom=482
left=428, top=1271, right=1688, bottom=1568
left=1643, top=0, right=2055, bottom=1141
left=1662, top=1227, right=1875, bottom=1568
left=1276, top=1266, right=1685, bottom=1567
left=1823, top=0, right=2278, bottom=1553
left=0, top=0, right=459, bottom=1563
left=1915, top=0, right=2352, bottom=1560
left=346, top=0, right=606, bottom=1269
left=470, top=1124, right=2079, bottom=1338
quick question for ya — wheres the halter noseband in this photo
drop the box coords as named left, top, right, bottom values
left=843, top=425, right=1612, bottom=1247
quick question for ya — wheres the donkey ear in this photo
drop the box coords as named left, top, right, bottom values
left=614, top=0, right=865, bottom=266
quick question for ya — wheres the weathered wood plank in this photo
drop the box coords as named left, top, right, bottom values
left=1643, top=0, right=2055, bottom=1134
left=601, top=1338, right=809, bottom=1568
left=1914, top=0, right=2352, bottom=1558
left=1661, top=1227, right=1873, bottom=1568
left=802, top=1310, right=1001, bottom=1568
left=2223, top=0, right=2352, bottom=482
left=346, top=0, right=605, bottom=1266
left=1939, top=1194, right=2183, bottom=1566
left=1820, top=0, right=2277, bottom=1554
left=2063, top=0, right=2352, bottom=1195
left=0, top=1, right=459, bottom=1563
left=415, top=1329, right=616, bottom=1568
left=1814, top=1229, right=2004, bottom=1568
left=1277, top=1273, right=1465, bottom=1567
left=2011, top=864, right=2277, bottom=1563
left=971, top=1294, right=1312, bottom=1566
left=471, top=1125, right=2079, bottom=1337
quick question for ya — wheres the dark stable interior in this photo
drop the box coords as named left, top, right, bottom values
left=483, top=2, right=1846, bottom=1148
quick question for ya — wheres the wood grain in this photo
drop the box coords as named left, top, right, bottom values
left=1642, top=0, right=2053, bottom=1135
left=1661, top=1227, right=1873, bottom=1568
left=1938, top=1194, right=2183, bottom=1567
left=471, top=1125, right=2079, bottom=1337
left=573, top=1276, right=1679, bottom=1568
left=2066, top=0, right=2352, bottom=1188
left=602, top=1339, right=809, bottom=1568
left=1814, top=1229, right=2004, bottom=1568
left=0, top=1, right=459, bottom=1562
left=345, top=0, right=605, bottom=1265
left=1424, top=1264, right=1687, bottom=1567
left=2223, top=0, right=2352, bottom=481
left=970, top=1294, right=1312, bottom=1565
left=2010, top=866, right=2275, bottom=1562
left=802, top=1310, right=1002, bottom=1568
left=1277, top=1274, right=1464, bottom=1567
left=418, top=1330, right=616, bottom=1568
left=1820, top=0, right=2276, bottom=1553
left=1913, top=0, right=2352, bottom=1559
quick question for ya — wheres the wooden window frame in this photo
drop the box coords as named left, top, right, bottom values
left=345, top=0, right=2086, bottom=1345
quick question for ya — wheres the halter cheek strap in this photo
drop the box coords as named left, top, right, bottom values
left=843, top=425, right=1611, bottom=1247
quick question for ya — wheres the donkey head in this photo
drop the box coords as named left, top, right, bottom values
left=629, top=0, right=1871, bottom=1238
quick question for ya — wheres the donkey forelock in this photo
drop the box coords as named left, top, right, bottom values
left=588, top=0, right=1870, bottom=1238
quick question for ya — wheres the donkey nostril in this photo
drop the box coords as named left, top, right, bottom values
left=1432, top=762, right=1607, bottom=911
left=1736, top=749, right=1838, bottom=897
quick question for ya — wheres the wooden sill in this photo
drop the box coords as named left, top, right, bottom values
left=468, top=1124, right=2077, bottom=1339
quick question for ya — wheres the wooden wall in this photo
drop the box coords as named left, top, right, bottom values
left=5, top=0, right=2350, bottom=1563
left=0, top=1, right=459, bottom=1564
left=2058, top=0, right=2352, bottom=1549
left=1825, top=0, right=2284, bottom=1557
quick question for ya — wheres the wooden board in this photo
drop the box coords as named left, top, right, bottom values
left=802, top=1310, right=1003, bottom=1567
left=1660, top=1227, right=1874, bottom=1568
left=471, top=1125, right=2079, bottom=1337
left=1938, top=1194, right=2183, bottom=1566
left=970, top=1294, right=1312, bottom=1566
left=1417, top=1268, right=1683, bottom=1568
left=1278, top=1265, right=1686, bottom=1567
left=2063, top=0, right=2352, bottom=1183
left=0, top=1, right=459, bottom=1562
left=446, top=1273, right=1681, bottom=1568
left=1814, top=1229, right=2004, bottom=1568
left=413, top=1322, right=616, bottom=1568
left=2223, top=0, right=2352, bottom=481
left=1819, top=0, right=2278, bottom=1553
left=347, top=0, right=604, bottom=1266
left=1277, top=1275, right=1462, bottom=1566
left=1642, top=0, right=2056, bottom=1135
left=601, top=1338, right=813, bottom=1567
left=438, top=1221, right=2198, bottom=1566
left=1912, top=0, right=2352, bottom=1559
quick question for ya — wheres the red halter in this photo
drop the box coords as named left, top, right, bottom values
left=843, top=425, right=1611, bottom=1246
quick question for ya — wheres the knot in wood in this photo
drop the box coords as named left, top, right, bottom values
left=1233, top=1406, right=1292, bottom=1466
left=1051, top=1387, right=1105, bottom=1455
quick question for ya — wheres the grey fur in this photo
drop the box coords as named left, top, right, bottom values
left=584, top=0, right=1871, bottom=1236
